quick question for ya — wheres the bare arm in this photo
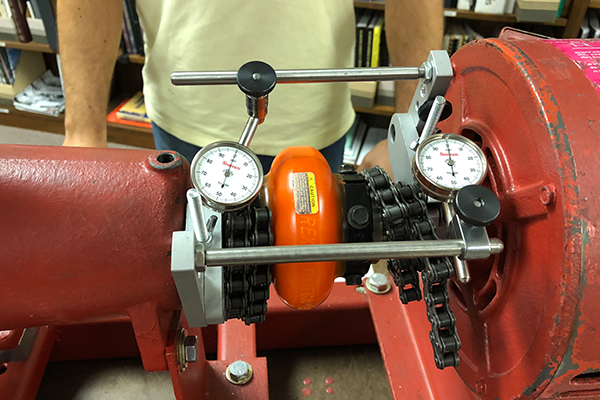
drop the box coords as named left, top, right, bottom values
left=358, top=0, right=444, bottom=177
left=387, top=0, right=444, bottom=112
left=58, top=0, right=123, bottom=147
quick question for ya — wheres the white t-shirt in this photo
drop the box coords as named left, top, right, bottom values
left=136, top=0, right=356, bottom=156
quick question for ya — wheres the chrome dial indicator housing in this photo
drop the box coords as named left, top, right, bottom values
left=412, top=133, right=487, bottom=201
left=190, top=141, right=263, bottom=212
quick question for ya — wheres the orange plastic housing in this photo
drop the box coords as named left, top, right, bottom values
left=264, top=147, right=342, bottom=309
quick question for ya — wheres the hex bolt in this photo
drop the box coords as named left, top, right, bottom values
left=366, top=273, right=391, bottom=294
left=184, top=335, right=198, bottom=363
left=226, top=360, right=254, bottom=385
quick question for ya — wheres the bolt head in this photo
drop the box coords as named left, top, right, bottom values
left=367, top=273, right=391, bottom=294
left=184, top=335, right=198, bottom=363
left=227, top=360, right=253, bottom=385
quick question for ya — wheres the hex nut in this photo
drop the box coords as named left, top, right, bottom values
left=184, top=335, right=198, bottom=363
left=366, top=273, right=391, bottom=294
left=226, top=360, right=253, bottom=385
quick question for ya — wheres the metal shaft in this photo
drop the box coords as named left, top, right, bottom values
left=204, top=239, right=504, bottom=267
left=443, top=202, right=471, bottom=283
left=239, top=116, right=260, bottom=147
left=171, top=66, right=425, bottom=86
left=186, top=189, right=211, bottom=244
left=419, top=96, right=446, bottom=145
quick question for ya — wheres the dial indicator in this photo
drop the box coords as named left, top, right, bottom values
left=190, top=141, right=263, bottom=212
left=412, top=133, right=487, bottom=201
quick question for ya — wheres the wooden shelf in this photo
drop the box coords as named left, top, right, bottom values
left=0, top=104, right=155, bottom=149
left=354, top=1, right=385, bottom=10
left=444, top=9, right=567, bottom=26
left=354, top=104, right=395, bottom=117
left=0, top=40, right=55, bottom=53
left=590, top=0, right=600, bottom=8
left=128, top=54, right=145, bottom=64
left=354, top=2, right=567, bottom=26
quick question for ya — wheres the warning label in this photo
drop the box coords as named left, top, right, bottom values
left=293, top=172, right=318, bottom=215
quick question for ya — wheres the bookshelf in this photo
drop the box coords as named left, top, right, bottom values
left=354, top=1, right=575, bottom=30
left=0, top=40, right=54, bottom=53
left=0, top=104, right=155, bottom=148
left=444, top=9, right=567, bottom=25
left=0, top=0, right=590, bottom=149
left=128, top=54, right=145, bottom=64
left=355, top=104, right=395, bottom=117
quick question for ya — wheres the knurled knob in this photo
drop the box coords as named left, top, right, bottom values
left=454, top=185, right=500, bottom=227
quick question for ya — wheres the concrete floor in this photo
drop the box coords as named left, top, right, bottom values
left=1, top=126, right=394, bottom=400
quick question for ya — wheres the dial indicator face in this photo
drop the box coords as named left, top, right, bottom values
left=190, top=141, right=263, bottom=211
left=413, top=134, right=487, bottom=200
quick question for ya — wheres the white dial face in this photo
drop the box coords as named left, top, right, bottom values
left=192, top=145, right=262, bottom=206
left=418, top=136, right=486, bottom=190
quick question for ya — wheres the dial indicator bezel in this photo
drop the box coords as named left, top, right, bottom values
left=412, top=133, right=487, bottom=201
left=190, top=141, right=264, bottom=212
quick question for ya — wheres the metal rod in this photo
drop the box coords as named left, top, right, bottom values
left=239, top=116, right=260, bottom=147
left=204, top=239, right=504, bottom=267
left=171, top=66, right=425, bottom=86
left=419, top=96, right=446, bottom=145
left=443, top=202, right=471, bottom=283
left=186, top=189, right=211, bottom=244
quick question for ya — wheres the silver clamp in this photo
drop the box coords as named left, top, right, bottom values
left=388, top=50, right=453, bottom=183
left=171, top=200, right=225, bottom=328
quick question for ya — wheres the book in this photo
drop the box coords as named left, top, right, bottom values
left=357, top=126, right=388, bottom=165
left=13, top=70, right=65, bottom=116
left=32, top=0, right=57, bottom=51
left=356, top=9, right=374, bottom=68
left=107, top=97, right=151, bottom=129
left=343, top=117, right=368, bottom=165
left=364, top=11, right=379, bottom=68
left=115, top=91, right=150, bottom=124
left=121, top=19, right=132, bottom=54
left=6, top=0, right=31, bottom=42
left=474, top=0, right=507, bottom=14
left=457, top=0, right=474, bottom=10
left=379, top=25, right=389, bottom=67
left=370, top=13, right=384, bottom=67
left=122, top=0, right=138, bottom=54
left=126, top=0, right=144, bottom=55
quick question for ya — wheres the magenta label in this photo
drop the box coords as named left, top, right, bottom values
left=544, top=39, right=600, bottom=97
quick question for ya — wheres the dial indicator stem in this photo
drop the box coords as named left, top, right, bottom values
left=239, top=116, right=260, bottom=147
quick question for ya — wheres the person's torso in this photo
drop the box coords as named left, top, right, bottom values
left=135, top=0, right=356, bottom=156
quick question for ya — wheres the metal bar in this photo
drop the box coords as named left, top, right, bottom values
left=186, top=189, right=211, bottom=243
left=217, top=320, right=256, bottom=360
left=204, top=239, right=504, bottom=266
left=443, top=202, right=471, bottom=283
left=238, top=116, right=260, bottom=147
left=418, top=96, right=446, bottom=146
left=171, top=66, right=425, bottom=86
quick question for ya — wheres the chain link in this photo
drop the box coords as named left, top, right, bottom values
left=222, top=206, right=273, bottom=325
left=362, top=166, right=460, bottom=369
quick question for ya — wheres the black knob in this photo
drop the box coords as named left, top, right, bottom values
left=236, top=61, right=277, bottom=98
left=418, top=98, right=453, bottom=123
left=454, top=185, right=500, bottom=227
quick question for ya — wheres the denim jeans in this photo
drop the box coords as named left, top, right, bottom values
left=151, top=122, right=349, bottom=173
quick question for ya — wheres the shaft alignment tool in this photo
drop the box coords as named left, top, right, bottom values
left=170, top=52, right=503, bottom=369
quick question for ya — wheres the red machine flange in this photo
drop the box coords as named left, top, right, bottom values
left=438, top=37, right=600, bottom=399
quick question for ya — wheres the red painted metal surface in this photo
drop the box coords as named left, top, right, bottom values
left=0, top=146, right=189, bottom=371
left=366, top=279, right=477, bottom=400
left=0, top=327, right=55, bottom=400
left=0, top=330, right=24, bottom=351
left=438, top=38, right=600, bottom=399
left=1, top=37, right=600, bottom=400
